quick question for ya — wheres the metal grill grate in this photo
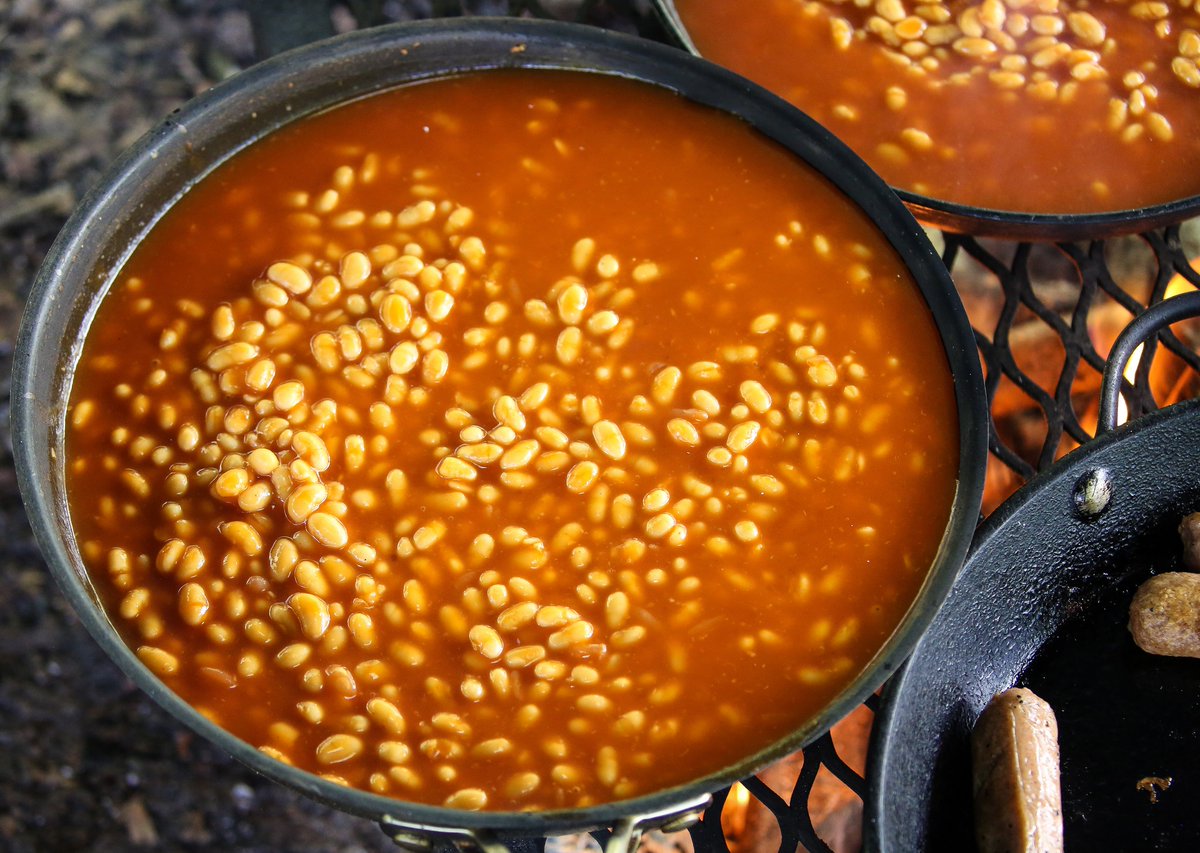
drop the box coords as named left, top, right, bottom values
left=955, top=229, right=1200, bottom=484
left=247, top=3, right=1200, bottom=850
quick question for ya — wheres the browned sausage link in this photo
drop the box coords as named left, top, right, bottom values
left=971, top=688, right=1063, bottom=853
left=1129, top=572, right=1200, bottom=658
left=1179, top=513, right=1200, bottom=571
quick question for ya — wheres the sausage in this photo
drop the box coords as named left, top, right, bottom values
left=970, top=688, right=1063, bottom=853
left=1129, top=572, right=1200, bottom=658
left=1179, top=513, right=1200, bottom=571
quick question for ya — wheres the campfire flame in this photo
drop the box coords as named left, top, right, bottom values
left=720, top=782, right=751, bottom=844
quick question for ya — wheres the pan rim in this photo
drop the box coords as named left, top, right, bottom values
left=650, top=0, right=1200, bottom=241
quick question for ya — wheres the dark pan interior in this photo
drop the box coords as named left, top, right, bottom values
left=865, top=398, right=1200, bottom=851
left=1021, top=570, right=1200, bottom=848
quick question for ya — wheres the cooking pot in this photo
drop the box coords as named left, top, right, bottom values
left=865, top=291, right=1200, bottom=850
left=12, top=18, right=987, bottom=851
left=651, top=0, right=1200, bottom=241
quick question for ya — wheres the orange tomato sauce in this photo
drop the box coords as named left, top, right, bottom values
left=674, top=0, right=1200, bottom=215
left=65, top=71, right=959, bottom=811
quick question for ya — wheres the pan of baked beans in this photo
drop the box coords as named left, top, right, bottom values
left=13, top=19, right=986, bottom=848
left=657, top=0, right=1200, bottom=238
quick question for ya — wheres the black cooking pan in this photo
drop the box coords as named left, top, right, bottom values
left=864, top=292, right=1200, bottom=850
left=12, top=17, right=986, bottom=852
left=650, top=0, right=1200, bottom=241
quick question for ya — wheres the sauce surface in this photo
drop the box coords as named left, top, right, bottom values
left=675, top=0, right=1200, bottom=214
left=66, top=71, right=958, bottom=811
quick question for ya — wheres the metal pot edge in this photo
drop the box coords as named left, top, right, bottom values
left=650, top=0, right=1200, bottom=241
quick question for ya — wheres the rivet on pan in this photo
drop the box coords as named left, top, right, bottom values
left=1073, top=468, right=1112, bottom=520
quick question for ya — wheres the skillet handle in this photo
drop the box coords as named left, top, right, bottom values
left=1098, top=291, right=1200, bottom=435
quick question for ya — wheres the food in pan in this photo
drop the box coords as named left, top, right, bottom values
left=971, top=687, right=1064, bottom=853
left=1128, top=510, right=1200, bottom=658
left=1128, top=572, right=1200, bottom=658
left=1178, top=511, right=1200, bottom=570
left=65, top=71, right=960, bottom=810
left=672, top=0, right=1200, bottom=214
left=1135, top=775, right=1172, bottom=803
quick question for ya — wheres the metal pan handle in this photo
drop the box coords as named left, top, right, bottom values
left=379, top=793, right=711, bottom=853
left=1098, top=290, right=1200, bottom=435
left=651, top=0, right=699, bottom=54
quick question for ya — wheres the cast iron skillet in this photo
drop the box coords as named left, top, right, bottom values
left=651, top=0, right=1200, bottom=241
left=12, top=17, right=987, bottom=852
left=864, top=292, right=1200, bottom=850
